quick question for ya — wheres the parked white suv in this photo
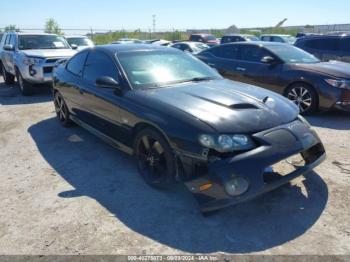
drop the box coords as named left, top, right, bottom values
left=0, top=32, right=76, bottom=95
left=64, top=35, right=94, bottom=51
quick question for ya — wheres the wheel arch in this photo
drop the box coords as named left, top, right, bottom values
left=283, top=81, right=319, bottom=108
left=132, top=122, right=173, bottom=148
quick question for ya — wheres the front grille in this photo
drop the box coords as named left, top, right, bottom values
left=43, top=67, right=53, bottom=74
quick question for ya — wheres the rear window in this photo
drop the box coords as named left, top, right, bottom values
left=190, top=35, right=202, bottom=42
left=304, top=38, right=338, bottom=51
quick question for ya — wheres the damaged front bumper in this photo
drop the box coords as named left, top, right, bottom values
left=184, top=119, right=326, bottom=212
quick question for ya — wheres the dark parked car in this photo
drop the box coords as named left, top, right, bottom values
left=189, top=34, right=219, bottom=46
left=53, top=44, right=325, bottom=213
left=197, top=42, right=350, bottom=114
left=221, top=34, right=259, bottom=44
left=295, top=35, right=350, bottom=63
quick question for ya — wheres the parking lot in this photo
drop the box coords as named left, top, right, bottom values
left=0, top=76, right=349, bottom=255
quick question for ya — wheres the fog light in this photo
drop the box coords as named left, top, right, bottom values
left=224, top=177, right=249, bottom=196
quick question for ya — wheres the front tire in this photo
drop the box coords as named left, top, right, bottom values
left=1, top=63, right=15, bottom=85
left=285, top=83, right=318, bottom=115
left=134, top=129, right=177, bottom=189
left=16, top=69, right=33, bottom=96
left=54, top=92, right=72, bottom=127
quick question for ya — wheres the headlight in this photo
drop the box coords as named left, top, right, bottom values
left=199, top=134, right=255, bottom=152
left=325, top=79, right=350, bottom=89
left=23, top=57, right=44, bottom=65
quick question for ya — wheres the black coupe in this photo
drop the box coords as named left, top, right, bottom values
left=197, top=42, right=350, bottom=114
left=52, top=45, right=326, bottom=213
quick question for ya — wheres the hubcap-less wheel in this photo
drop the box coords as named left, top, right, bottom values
left=18, top=73, right=24, bottom=92
left=54, top=93, right=68, bottom=123
left=287, top=86, right=312, bottom=113
left=136, top=135, right=168, bottom=185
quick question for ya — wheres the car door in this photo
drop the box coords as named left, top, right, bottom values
left=200, top=45, right=242, bottom=81
left=2, top=34, right=14, bottom=73
left=232, top=45, right=283, bottom=92
left=60, top=50, right=89, bottom=118
left=81, top=50, right=124, bottom=141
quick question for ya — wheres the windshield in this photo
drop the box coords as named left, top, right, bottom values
left=66, top=37, right=94, bottom=47
left=117, top=51, right=221, bottom=89
left=191, top=43, right=209, bottom=53
left=245, top=35, right=259, bottom=41
left=18, top=35, right=70, bottom=50
left=281, top=35, right=296, bottom=44
left=267, top=45, right=320, bottom=64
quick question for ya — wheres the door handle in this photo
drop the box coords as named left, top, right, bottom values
left=236, top=67, right=246, bottom=72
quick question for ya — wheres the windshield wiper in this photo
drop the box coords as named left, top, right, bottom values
left=188, top=76, right=217, bottom=82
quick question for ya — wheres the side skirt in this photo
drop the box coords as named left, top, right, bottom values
left=70, top=115, right=134, bottom=156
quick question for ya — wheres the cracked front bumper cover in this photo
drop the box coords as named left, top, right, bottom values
left=185, top=120, right=326, bottom=212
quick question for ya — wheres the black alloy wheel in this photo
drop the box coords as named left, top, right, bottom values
left=134, top=129, right=176, bottom=189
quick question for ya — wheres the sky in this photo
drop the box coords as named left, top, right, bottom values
left=1, top=0, right=349, bottom=31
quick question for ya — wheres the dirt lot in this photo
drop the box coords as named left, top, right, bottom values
left=0, top=76, right=349, bottom=255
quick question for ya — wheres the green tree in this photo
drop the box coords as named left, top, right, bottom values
left=45, top=18, right=62, bottom=35
left=4, top=25, right=18, bottom=32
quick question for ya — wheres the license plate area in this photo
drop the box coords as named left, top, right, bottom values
left=263, top=153, right=305, bottom=183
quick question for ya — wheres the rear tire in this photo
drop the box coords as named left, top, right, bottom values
left=134, top=128, right=177, bottom=189
left=1, top=63, right=15, bottom=85
left=285, top=83, right=318, bottom=115
left=16, top=69, right=33, bottom=96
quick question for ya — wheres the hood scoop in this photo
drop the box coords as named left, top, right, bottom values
left=229, top=103, right=258, bottom=110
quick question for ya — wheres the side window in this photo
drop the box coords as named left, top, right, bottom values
left=172, top=44, right=180, bottom=49
left=9, top=35, right=16, bottom=46
left=83, top=51, right=118, bottom=84
left=261, top=36, right=270, bottom=42
left=66, top=50, right=88, bottom=76
left=240, top=46, right=270, bottom=63
left=272, top=36, right=284, bottom=43
left=210, top=45, right=239, bottom=60
left=339, top=38, right=350, bottom=52
left=305, top=38, right=338, bottom=51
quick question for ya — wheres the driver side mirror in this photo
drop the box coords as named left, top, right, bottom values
left=95, top=76, right=122, bottom=94
left=261, top=56, right=278, bottom=64
left=4, top=44, right=15, bottom=51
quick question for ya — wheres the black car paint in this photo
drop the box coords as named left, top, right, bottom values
left=53, top=45, right=326, bottom=212
left=295, top=35, right=350, bottom=63
left=197, top=42, right=350, bottom=112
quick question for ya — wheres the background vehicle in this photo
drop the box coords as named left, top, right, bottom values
left=64, top=35, right=94, bottom=50
left=295, top=35, right=350, bottom=63
left=221, top=34, right=259, bottom=44
left=171, top=41, right=209, bottom=54
left=189, top=34, right=219, bottom=46
left=52, top=44, right=325, bottom=212
left=111, top=38, right=143, bottom=44
left=0, top=32, right=76, bottom=95
left=261, top=34, right=296, bottom=44
left=151, top=39, right=172, bottom=46
left=197, top=42, right=350, bottom=114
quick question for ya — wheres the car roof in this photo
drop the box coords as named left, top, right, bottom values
left=261, top=34, right=292, bottom=37
left=6, top=32, right=59, bottom=36
left=65, top=35, right=88, bottom=38
left=95, top=44, right=175, bottom=54
left=219, top=41, right=288, bottom=48
left=297, top=34, right=350, bottom=41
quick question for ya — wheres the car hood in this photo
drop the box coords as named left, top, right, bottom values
left=142, top=79, right=299, bottom=133
left=295, top=61, right=350, bottom=79
left=21, top=49, right=77, bottom=58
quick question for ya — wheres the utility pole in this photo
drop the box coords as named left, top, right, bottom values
left=152, top=14, right=156, bottom=34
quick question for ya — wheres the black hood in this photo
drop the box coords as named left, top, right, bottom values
left=295, top=61, right=350, bottom=79
left=138, top=79, right=299, bottom=134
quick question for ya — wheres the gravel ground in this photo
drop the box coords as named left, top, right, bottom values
left=0, top=76, right=349, bottom=255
